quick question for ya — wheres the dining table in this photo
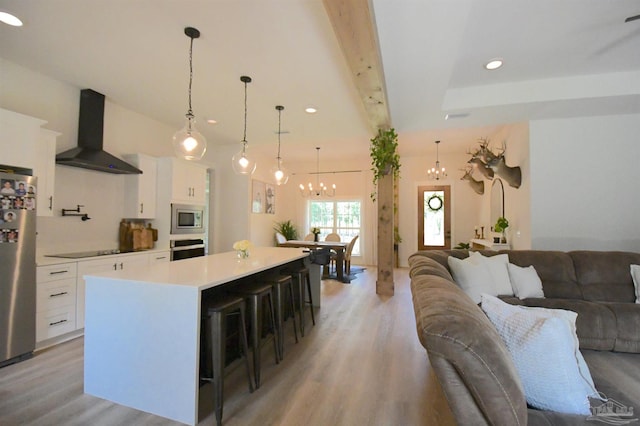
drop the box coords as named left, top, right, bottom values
left=278, top=240, right=350, bottom=283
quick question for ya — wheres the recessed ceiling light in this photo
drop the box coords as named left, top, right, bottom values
left=305, top=106, right=317, bottom=114
left=0, top=11, right=23, bottom=26
left=485, top=58, right=503, bottom=70
left=206, top=119, right=217, bottom=124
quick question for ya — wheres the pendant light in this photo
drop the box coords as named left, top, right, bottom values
left=173, top=27, right=207, bottom=161
left=299, top=147, right=336, bottom=197
left=270, top=105, right=289, bottom=185
left=428, top=140, right=447, bottom=180
left=232, top=76, right=256, bottom=175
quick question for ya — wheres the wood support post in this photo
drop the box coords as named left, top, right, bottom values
left=376, top=172, right=394, bottom=296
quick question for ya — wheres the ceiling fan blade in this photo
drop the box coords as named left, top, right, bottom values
left=625, top=14, right=640, bottom=23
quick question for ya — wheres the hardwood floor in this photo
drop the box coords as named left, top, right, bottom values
left=0, top=267, right=455, bottom=426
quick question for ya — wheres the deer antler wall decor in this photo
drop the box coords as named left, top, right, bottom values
left=464, top=138, right=522, bottom=189
left=460, top=167, right=484, bottom=195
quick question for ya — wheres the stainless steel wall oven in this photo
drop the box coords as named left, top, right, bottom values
left=170, top=239, right=205, bottom=261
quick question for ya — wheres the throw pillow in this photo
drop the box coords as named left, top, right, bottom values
left=470, top=252, right=514, bottom=296
left=507, top=262, right=544, bottom=299
left=480, top=294, right=600, bottom=415
left=631, top=265, right=640, bottom=303
left=447, top=256, right=495, bottom=304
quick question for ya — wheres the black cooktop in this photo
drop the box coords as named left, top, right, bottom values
left=45, top=249, right=134, bottom=259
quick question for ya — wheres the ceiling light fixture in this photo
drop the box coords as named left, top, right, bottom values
left=0, top=11, right=23, bottom=26
left=270, top=105, right=289, bottom=186
left=300, top=147, right=336, bottom=197
left=305, top=106, right=317, bottom=114
left=485, top=58, right=503, bottom=70
left=172, top=27, right=207, bottom=161
left=232, top=76, right=256, bottom=175
left=428, top=140, right=446, bottom=180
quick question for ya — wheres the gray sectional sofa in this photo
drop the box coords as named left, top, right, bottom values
left=409, top=249, right=640, bottom=425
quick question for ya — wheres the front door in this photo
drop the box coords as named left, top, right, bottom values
left=418, top=185, right=451, bottom=250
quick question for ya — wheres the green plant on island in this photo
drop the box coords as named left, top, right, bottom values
left=273, top=220, right=298, bottom=240
left=370, top=128, right=401, bottom=202
left=494, top=216, right=509, bottom=233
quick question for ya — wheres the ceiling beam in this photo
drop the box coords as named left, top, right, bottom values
left=323, top=0, right=391, bottom=132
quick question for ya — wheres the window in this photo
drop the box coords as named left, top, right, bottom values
left=309, top=200, right=361, bottom=256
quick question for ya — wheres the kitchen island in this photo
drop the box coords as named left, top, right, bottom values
left=83, top=247, right=315, bottom=425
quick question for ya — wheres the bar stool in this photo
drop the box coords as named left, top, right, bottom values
left=201, top=295, right=254, bottom=426
left=285, top=266, right=316, bottom=337
left=231, top=282, right=279, bottom=389
left=265, top=274, right=298, bottom=360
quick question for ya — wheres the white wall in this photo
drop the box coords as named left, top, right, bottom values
left=529, top=114, right=640, bottom=251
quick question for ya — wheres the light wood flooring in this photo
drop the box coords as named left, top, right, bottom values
left=0, top=267, right=455, bottom=426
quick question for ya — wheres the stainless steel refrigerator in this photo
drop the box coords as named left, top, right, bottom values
left=0, top=169, right=37, bottom=367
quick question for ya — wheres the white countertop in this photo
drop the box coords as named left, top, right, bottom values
left=36, top=247, right=170, bottom=266
left=84, top=246, right=308, bottom=291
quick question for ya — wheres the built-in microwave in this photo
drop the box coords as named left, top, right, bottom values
left=171, top=203, right=204, bottom=234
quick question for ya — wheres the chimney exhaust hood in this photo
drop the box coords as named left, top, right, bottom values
left=55, top=89, right=143, bottom=174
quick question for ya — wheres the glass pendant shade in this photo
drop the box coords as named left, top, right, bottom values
left=174, top=27, right=206, bottom=161
left=173, top=114, right=206, bottom=160
left=270, top=158, right=289, bottom=186
left=231, top=143, right=256, bottom=175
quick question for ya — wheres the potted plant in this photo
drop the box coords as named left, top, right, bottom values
left=370, top=128, right=401, bottom=202
left=273, top=220, right=298, bottom=241
left=494, top=216, right=509, bottom=243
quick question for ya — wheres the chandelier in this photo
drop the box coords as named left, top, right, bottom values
left=270, top=105, right=289, bottom=185
left=172, top=27, right=206, bottom=160
left=428, top=140, right=447, bottom=180
left=299, top=147, right=336, bottom=197
left=231, top=76, right=256, bottom=175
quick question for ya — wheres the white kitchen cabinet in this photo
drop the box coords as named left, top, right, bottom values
left=76, top=252, right=150, bottom=329
left=0, top=108, right=58, bottom=217
left=35, top=128, right=59, bottom=216
left=158, top=157, right=207, bottom=204
left=36, top=263, right=78, bottom=342
left=149, top=250, right=170, bottom=264
left=123, top=154, right=157, bottom=219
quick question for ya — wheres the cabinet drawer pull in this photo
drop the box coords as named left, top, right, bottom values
left=140, top=203, right=144, bottom=214
left=49, top=291, right=68, bottom=298
left=120, top=262, right=124, bottom=269
left=49, top=319, right=68, bottom=326
left=49, top=196, right=53, bottom=210
left=155, top=256, right=166, bottom=260
left=49, top=270, right=69, bottom=275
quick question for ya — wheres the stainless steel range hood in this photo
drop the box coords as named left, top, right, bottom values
left=55, top=89, right=142, bottom=174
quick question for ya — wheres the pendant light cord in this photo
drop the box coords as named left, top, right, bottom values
left=316, top=147, right=320, bottom=188
left=187, top=35, right=194, bottom=117
left=242, top=79, right=248, bottom=144
left=277, top=108, right=282, bottom=160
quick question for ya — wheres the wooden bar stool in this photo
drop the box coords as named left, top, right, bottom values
left=231, top=282, right=279, bottom=389
left=286, top=266, right=316, bottom=337
left=201, top=295, right=253, bottom=426
left=266, top=274, right=298, bottom=360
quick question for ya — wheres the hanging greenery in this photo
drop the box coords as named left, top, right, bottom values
left=370, top=128, right=401, bottom=202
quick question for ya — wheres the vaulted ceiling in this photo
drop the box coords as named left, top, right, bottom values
left=1, top=0, right=639, bottom=163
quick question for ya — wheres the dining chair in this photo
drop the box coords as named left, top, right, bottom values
left=325, top=233, right=340, bottom=242
left=324, top=233, right=340, bottom=272
left=303, top=233, right=314, bottom=241
left=275, top=232, right=287, bottom=245
left=343, top=235, right=359, bottom=275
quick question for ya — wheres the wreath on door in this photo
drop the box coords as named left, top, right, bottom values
left=427, top=194, right=443, bottom=212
